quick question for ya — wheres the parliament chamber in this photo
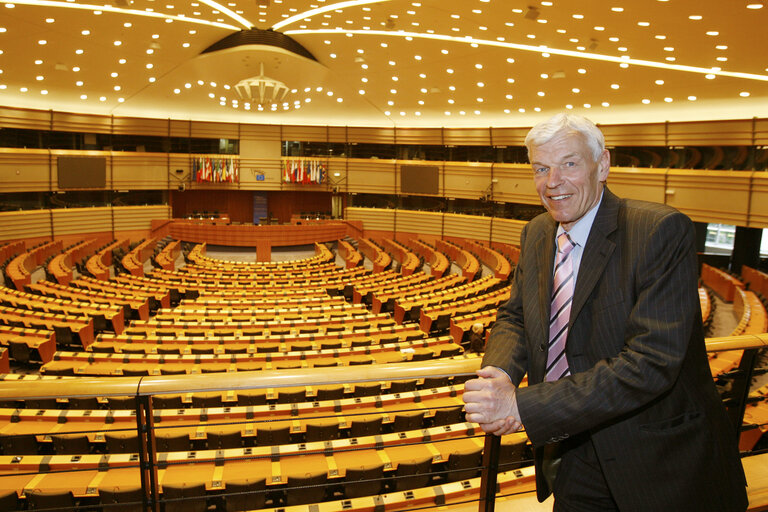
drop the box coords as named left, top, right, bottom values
left=1, top=0, right=768, bottom=509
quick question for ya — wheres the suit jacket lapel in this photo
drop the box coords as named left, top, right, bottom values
left=570, top=187, right=619, bottom=325
left=535, top=217, right=557, bottom=359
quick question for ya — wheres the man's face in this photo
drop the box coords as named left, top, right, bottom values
left=530, top=132, right=610, bottom=231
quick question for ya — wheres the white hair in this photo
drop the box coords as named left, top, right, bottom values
left=524, top=113, right=605, bottom=161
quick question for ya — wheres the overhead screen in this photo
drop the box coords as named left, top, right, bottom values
left=400, top=164, right=439, bottom=195
left=57, top=156, right=107, bottom=189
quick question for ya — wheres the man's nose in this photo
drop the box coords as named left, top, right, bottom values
left=546, top=167, right=562, bottom=187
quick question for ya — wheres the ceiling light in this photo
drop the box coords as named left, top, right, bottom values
left=610, top=83, right=620, bottom=89
left=641, top=98, right=650, bottom=104
left=746, top=3, right=763, bottom=8
left=740, top=91, right=751, bottom=97
left=638, top=21, right=650, bottom=26
left=572, top=88, right=580, bottom=93
left=602, top=102, right=610, bottom=107
left=689, top=15, right=702, bottom=20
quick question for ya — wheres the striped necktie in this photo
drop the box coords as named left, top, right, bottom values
left=546, top=232, right=576, bottom=381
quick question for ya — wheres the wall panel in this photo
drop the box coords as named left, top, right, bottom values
left=281, top=125, right=328, bottom=142
left=443, top=162, right=490, bottom=200
left=444, top=213, right=491, bottom=241
left=346, top=159, right=396, bottom=194
left=0, top=210, right=52, bottom=242
left=51, top=207, right=112, bottom=236
left=491, top=127, right=528, bottom=146
left=607, top=168, right=666, bottom=204
left=113, top=152, right=169, bottom=190
left=667, top=119, right=754, bottom=146
left=327, top=126, right=348, bottom=143
left=443, top=127, right=491, bottom=146
left=600, top=123, right=667, bottom=146
left=50, top=149, right=110, bottom=190
left=0, top=107, right=51, bottom=130
left=169, top=119, right=191, bottom=138
left=491, top=217, right=525, bottom=247
left=113, top=205, right=171, bottom=232
left=748, top=173, right=768, bottom=228
left=666, top=170, right=750, bottom=226
left=345, top=207, right=395, bottom=233
left=492, top=164, right=538, bottom=205
left=51, top=111, right=112, bottom=134
left=347, top=127, right=395, bottom=144
left=396, top=127, right=442, bottom=145
left=191, top=121, right=239, bottom=140
left=395, top=210, right=443, bottom=237
left=240, top=123, right=281, bottom=142
left=0, top=149, right=51, bottom=193
left=112, top=116, right=169, bottom=137
left=237, top=157, right=284, bottom=191
left=755, top=119, right=768, bottom=146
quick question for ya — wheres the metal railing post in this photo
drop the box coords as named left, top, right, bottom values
left=726, top=347, right=760, bottom=441
left=478, top=433, right=501, bottom=512
left=135, top=393, right=160, bottom=512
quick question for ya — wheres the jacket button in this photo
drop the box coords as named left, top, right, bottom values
left=539, top=344, right=546, bottom=352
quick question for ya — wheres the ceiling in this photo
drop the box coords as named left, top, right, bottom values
left=0, top=0, right=767, bottom=128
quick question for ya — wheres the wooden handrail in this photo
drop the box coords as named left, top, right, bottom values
left=1, top=334, right=767, bottom=401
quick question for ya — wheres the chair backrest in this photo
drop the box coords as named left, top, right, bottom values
left=445, top=445, right=483, bottom=482
left=393, top=411, right=426, bottom=432
left=237, top=390, right=267, bottom=406
left=0, top=433, right=38, bottom=455
left=256, top=423, right=291, bottom=446
left=0, top=489, right=18, bottom=511
left=354, top=383, right=381, bottom=397
left=305, top=420, right=340, bottom=443
left=314, top=385, right=344, bottom=401
left=394, top=456, right=434, bottom=491
left=162, top=481, right=208, bottom=512
left=207, top=427, right=242, bottom=450
left=276, top=388, right=306, bottom=404
left=151, top=394, right=183, bottom=409
left=99, top=485, right=145, bottom=512
left=51, top=433, right=90, bottom=455
left=26, top=488, right=75, bottom=510
left=224, top=477, right=267, bottom=512
left=105, top=431, right=140, bottom=453
left=155, top=431, right=191, bottom=453
left=348, top=416, right=383, bottom=438
left=344, top=463, right=385, bottom=499
left=191, top=392, right=223, bottom=408
left=388, top=379, right=417, bottom=394
left=431, top=406, right=464, bottom=427
left=285, top=471, right=327, bottom=506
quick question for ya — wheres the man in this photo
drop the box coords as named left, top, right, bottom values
left=463, top=113, right=747, bottom=511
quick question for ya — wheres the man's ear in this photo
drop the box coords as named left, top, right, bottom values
left=598, top=149, right=610, bottom=181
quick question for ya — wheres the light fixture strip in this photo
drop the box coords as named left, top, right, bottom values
left=0, top=0, right=242, bottom=31
left=285, top=28, right=768, bottom=83
left=195, top=0, right=253, bottom=29
left=271, top=0, right=390, bottom=31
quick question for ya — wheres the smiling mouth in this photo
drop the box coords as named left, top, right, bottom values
left=549, top=194, right=572, bottom=201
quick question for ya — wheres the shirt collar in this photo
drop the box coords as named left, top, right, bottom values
left=556, top=188, right=604, bottom=248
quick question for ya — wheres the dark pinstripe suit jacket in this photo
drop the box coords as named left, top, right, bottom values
left=483, top=188, right=747, bottom=511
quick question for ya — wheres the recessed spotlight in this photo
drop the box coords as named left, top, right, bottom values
left=655, top=79, right=664, bottom=85
left=537, top=91, right=545, bottom=96
left=602, top=102, right=610, bottom=107
left=641, top=98, right=650, bottom=104
left=688, top=95, right=697, bottom=101
left=38, top=40, right=47, bottom=45
left=705, top=73, right=716, bottom=79
left=688, top=15, right=702, bottom=20
left=45, top=18, right=54, bottom=23
left=747, top=3, right=764, bottom=8
left=740, top=91, right=751, bottom=97
left=572, top=88, right=580, bottom=93
left=475, top=63, right=483, bottom=69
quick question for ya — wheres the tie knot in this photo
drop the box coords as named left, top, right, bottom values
left=557, top=232, right=575, bottom=255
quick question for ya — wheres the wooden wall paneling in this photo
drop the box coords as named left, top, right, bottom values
left=490, top=126, right=528, bottom=146
left=752, top=119, right=768, bottom=146
left=0, top=106, right=52, bottom=130
left=51, top=207, right=112, bottom=236
left=345, top=207, right=396, bottom=233
left=281, top=125, right=328, bottom=142
left=395, top=210, right=443, bottom=237
left=395, top=127, right=443, bottom=145
left=607, top=167, right=667, bottom=204
left=112, top=205, right=171, bottom=232
left=267, top=190, right=332, bottom=223
left=666, top=169, right=751, bottom=226
left=346, top=158, right=396, bottom=194
left=238, top=157, right=282, bottom=191
left=239, top=123, right=282, bottom=142
left=112, top=116, right=170, bottom=137
left=168, top=154, right=192, bottom=188
left=748, top=172, right=768, bottom=229
left=112, top=152, right=169, bottom=190
left=0, top=148, right=51, bottom=193
left=169, top=119, right=192, bottom=138
left=491, top=217, right=525, bottom=247
left=443, top=213, right=492, bottom=241
left=492, top=164, right=539, bottom=205
left=190, top=121, right=239, bottom=140
left=667, top=119, right=754, bottom=146
left=600, top=123, right=667, bottom=146
left=51, top=111, right=112, bottom=134
left=442, top=127, right=491, bottom=146
left=0, top=210, right=53, bottom=242
left=327, top=159, right=347, bottom=193
left=346, top=127, right=395, bottom=144
left=327, top=126, right=347, bottom=143
left=442, top=162, right=491, bottom=200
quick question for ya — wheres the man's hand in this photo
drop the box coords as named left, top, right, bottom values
left=463, top=366, right=523, bottom=435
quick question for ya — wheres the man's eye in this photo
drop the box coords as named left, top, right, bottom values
left=564, top=161, right=575, bottom=167
left=534, top=167, right=548, bottom=174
